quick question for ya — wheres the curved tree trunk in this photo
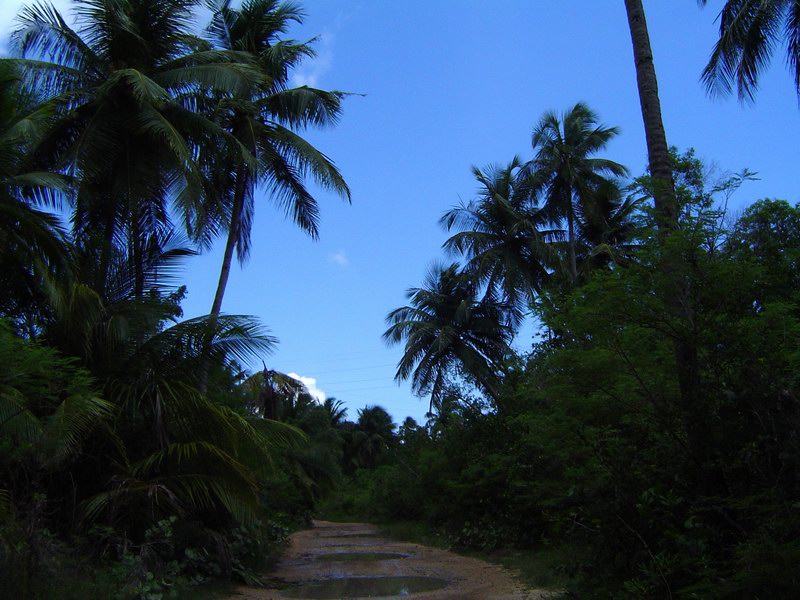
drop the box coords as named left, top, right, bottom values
left=210, top=166, right=248, bottom=321
left=200, top=164, right=248, bottom=393
left=624, top=0, right=705, bottom=472
left=624, top=0, right=678, bottom=234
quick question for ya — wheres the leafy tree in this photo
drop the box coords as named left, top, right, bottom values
left=726, top=198, right=800, bottom=302
left=700, top=0, right=800, bottom=101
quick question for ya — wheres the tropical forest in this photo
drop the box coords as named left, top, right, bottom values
left=1, top=1, right=799, bottom=599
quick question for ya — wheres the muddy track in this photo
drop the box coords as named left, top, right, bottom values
left=227, top=520, right=550, bottom=599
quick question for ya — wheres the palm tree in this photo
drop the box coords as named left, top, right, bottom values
left=624, top=1, right=706, bottom=469
left=203, top=0, right=350, bottom=321
left=323, top=396, right=348, bottom=427
left=575, top=177, right=641, bottom=273
left=384, top=263, right=513, bottom=408
left=352, top=404, right=395, bottom=468
left=0, top=318, right=114, bottom=539
left=0, top=61, right=70, bottom=333
left=699, top=0, right=800, bottom=101
left=523, top=102, right=627, bottom=283
left=243, top=366, right=306, bottom=419
left=37, top=236, right=295, bottom=529
left=440, top=157, right=559, bottom=324
left=9, top=0, right=257, bottom=295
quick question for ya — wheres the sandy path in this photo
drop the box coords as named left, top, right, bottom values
left=227, top=520, right=550, bottom=600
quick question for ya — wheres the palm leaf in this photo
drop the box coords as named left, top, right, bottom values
left=42, top=393, right=113, bottom=466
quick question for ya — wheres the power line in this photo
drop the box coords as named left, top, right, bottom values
left=289, top=362, right=398, bottom=376
left=273, top=349, right=392, bottom=365
left=314, top=375, right=396, bottom=386
left=323, top=384, right=403, bottom=394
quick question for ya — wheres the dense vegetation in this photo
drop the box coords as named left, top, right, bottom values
left=2, top=1, right=799, bottom=599
left=0, top=0, right=352, bottom=597
left=336, top=144, right=800, bottom=596
left=327, top=4, right=800, bottom=596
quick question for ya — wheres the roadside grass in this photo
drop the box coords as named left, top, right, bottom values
left=0, top=556, right=236, bottom=600
left=483, top=545, right=580, bottom=595
left=177, top=579, right=237, bottom=600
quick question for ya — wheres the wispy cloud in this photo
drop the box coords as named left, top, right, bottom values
left=328, top=249, right=350, bottom=267
left=292, top=31, right=334, bottom=88
left=288, top=372, right=326, bottom=403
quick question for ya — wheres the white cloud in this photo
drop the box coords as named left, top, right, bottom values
left=291, top=31, right=334, bottom=88
left=287, top=372, right=326, bottom=403
left=328, top=249, right=349, bottom=267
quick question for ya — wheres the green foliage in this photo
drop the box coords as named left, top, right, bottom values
left=700, top=0, right=800, bottom=101
left=523, top=101, right=628, bottom=283
left=0, top=0, right=353, bottom=596
left=384, top=263, right=514, bottom=407
left=108, top=515, right=289, bottom=597
left=351, top=158, right=800, bottom=598
left=440, top=157, right=558, bottom=316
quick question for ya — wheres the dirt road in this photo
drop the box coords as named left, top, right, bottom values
left=228, top=520, right=550, bottom=600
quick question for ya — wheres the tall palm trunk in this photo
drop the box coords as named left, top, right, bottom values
left=210, top=163, right=248, bottom=321
left=624, top=0, right=705, bottom=471
left=624, top=0, right=678, bottom=234
left=200, top=163, right=248, bottom=394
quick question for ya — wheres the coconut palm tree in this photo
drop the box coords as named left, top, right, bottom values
left=243, top=366, right=307, bottom=419
left=575, top=177, right=641, bottom=274
left=9, top=0, right=258, bottom=295
left=624, top=1, right=707, bottom=469
left=37, top=235, right=297, bottom=529
left=0, top=317, right=115, bottom=540
left=0, top=61, right=70, bottom=333
left=440, top=157, right=560, bottom=324
left=323, top=396, right=348, bottom=427
left=352, top=404, right=395, bottom=469
left=522, top=102, right=627, bottom=283
left=384, top=263, right=513, bottom=408
left=699, top=0, right=800, bottom=101
left=203, top=0, right=350, bottom=321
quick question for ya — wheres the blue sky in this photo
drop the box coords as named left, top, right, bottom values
left=3, top=1, right=798, bottom=425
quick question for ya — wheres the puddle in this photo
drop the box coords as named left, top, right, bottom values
left=316, top=552, right=407, bottom=562
left=322, top=542, right=382, bottom=547
left=319, top=533, right=380, bottom=538
left=281, top=576, right=448, bottom=598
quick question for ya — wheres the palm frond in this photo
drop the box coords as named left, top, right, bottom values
left=0, top=387, right=43, bottom=442
left=702, top=0, right=787, bottom=100
left=42, top=393, right=113, bottom=466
